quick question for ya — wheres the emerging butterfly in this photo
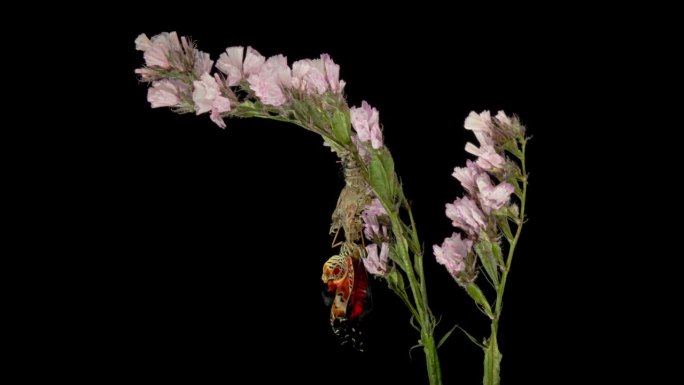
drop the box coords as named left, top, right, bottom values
left=321, top=241, right=372, bottom=351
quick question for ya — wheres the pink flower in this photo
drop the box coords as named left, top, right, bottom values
left=445, top=196, right=487, bottom=235
left=362, top=199, right=389, bottom=241
left=216, top=46, right=244, bottom=86
left=364, top=242, right=390, bottom=277
left=433, top=233, right=472, bottom=278
left=495, top=110, right=511, bottom=126
left=147, top=80, right=181, bottom=108
left=192, top=73, right=232, bottom=128
left=464, top=110, right=494, bottom=147
left=350, top=101, right=383, bottom=149
left=465, top=142, right=506, bottom=172
left=292, top=58, right=328, bottom=94
left=243, top=46, right=265, bottom=77
left=264, top=54, right=293, bottom=88
left=322, top=54, right=343, bottom=93
left=364, top=198, right=387, bottom=217
left=193, top=50, right=213, bottom=77
left=134, top=34, right=152, bottom=51
left=248, top=74, right=287, bottom=106
left=216, top=46, right=265, bottom=86
left=476, top=173, right=514, bottom=214
left=452, top=159, right=482, bottom=195
left=210, top=102, right=231, bottom=128
left=135, top=32, right=182, bottom=69
left=247, top=55, right=291, bottom=107
left=290, top=54, right=344, bottom=95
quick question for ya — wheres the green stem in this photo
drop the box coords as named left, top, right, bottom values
left=486, top=139, right=527, bottom=385
left=423, top=331, right=442, bottom=385
left=391, top=198, right=441, bottom=385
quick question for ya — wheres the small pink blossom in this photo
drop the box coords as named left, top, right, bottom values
left=136, top=32, right=182, bottom=69
left=243, top=46, right=265, bottom=77
left=476, top=173, right=514, bottom=214
left=362, top=199, right=389, bottom=241
left=217, top=46, right=265, bottom=86
left=452, top=160, right=482, bottom=195
left=433, top=233, right=472, bottom=278
left=192, top=73, right=232, bottom=128
left=495, top=110, right=511, bottom=126
left=247, top=55, right=291, bottom=107
left=445, top=196, right=487, bottom=235
left=134, top=34, right=152, bottom=51
left=147, top=80, right=181, bottom=108
left=350, top=101, right=383, bottom=149
left=364, top=198, right=387, bottom=217
left=465, top=142, right=506, bottom=172
left=291, top=60, right=310, bottom=89
left=216, top=46, right=244, bottom=86
left=290, top=54, right=343, bottom=94
left=210, top=99, right=231, bottom=128
left=263, top=54, right=292, bottom=88
left=292, top=58, right=328, bottom=94
left=193, top=50, right=213, bottom=77
left=464, top=110, right=494, bottom=147
left=364, top=242, right=390, bottom=277
left=322, top=54, right=343, bottom=93
left=248, top=74, right=287, bottom=106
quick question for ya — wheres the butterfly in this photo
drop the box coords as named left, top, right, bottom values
left=321, top=241, right=372, bottom=351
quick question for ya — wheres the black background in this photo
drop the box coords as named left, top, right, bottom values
left=76, top=10, right=613, bottom=384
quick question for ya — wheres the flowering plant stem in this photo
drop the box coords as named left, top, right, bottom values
left=484, top=139, right=527, bottom=385
left=390, top=192, right=442, bottom=385
left=260, top=112, right=443, bottom=385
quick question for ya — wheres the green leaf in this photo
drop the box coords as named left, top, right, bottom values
left=438, top=324, right=484, bottom=349
left=389, top=241, right=409, bottom=272
left=491, top=240, right=505, bottom=267
left=330, top=109, right=351, bottom=145
left=322, top=135, right=344, bottom=154
left=409, top=315, right=421, bottom=332
left=437, top=323, right=459, bottom=349
left=475, top=235, right=500, bottom=287
left=466, top=283, right=494, bottom=319
left=483, top=335, right=502, bottom=385
left=497, top=216, right=514, bottom=243
left=369, top=149, right=396, bottom=202
left=413, top=248, right=423, bottom=278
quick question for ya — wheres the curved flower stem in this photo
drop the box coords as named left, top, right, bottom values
left=231, top=108, right=442, bottom=384
left=485, top=139, right=527, bottom=385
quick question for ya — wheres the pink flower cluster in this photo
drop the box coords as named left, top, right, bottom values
left=351, top=102, right=388, bottom=276
left=215, top=46, right=344, bottom=108
left=136, top=31, right=346, bottom=128
left=362, top=199, right=391, bottom=277
left=434, top=111, right=516, bottom=281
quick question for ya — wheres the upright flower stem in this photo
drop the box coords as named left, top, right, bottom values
left=388, top=191, right=442, bottom=385
left=485, top=139, right=527, bottom=385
